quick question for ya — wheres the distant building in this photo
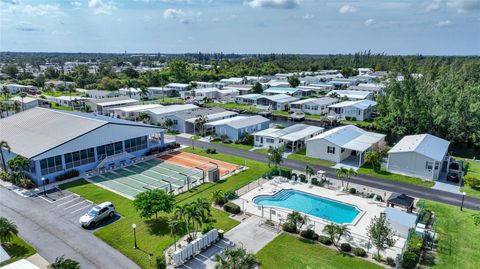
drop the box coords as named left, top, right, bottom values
left=109, top=104, right=163, bottom=120
left=47, top=96, right=92, bottom=109
left=348, top=83, right=385, bottom=95
left=219, top=77, right=246, bottom=86
left=289, top=97, right=339, bottom=115
left=45, top=80, right=76, bottom=90
left=146, top=104, right=199, bottom=125
left=83, top=89, right=120, bottom=99
left=193, top=87, right=239, bottom=101
left=0, top=83, right=39, bottom=94
left=256, top=94, right=300, bottom=111
left=119, top=87, right=153, bottom=100
left=8, top=96, right=41, bottom=111
left=206, top=115, right=270, bottom=141
left=254, top=124, right=324, bottom=152
left=235, top=94, right=263, bottom=106
left=328, top=90, right=373, bottom=100
left=166, top=107, right=238, bottom=133
left=223, top=85, right=254, bottom=95
left=328, top=100, right=377, bottom=121
left=85, top=96, right=139, bottom=113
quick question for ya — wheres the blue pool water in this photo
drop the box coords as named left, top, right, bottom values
left=253, top=189, right=360, bottom=224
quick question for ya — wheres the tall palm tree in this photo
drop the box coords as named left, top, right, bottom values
left=211, top=190, right=225, bottom=205
left=18, top=92, right=27, bottom=111
left=194, top=115, right=208, bottom=136
left=267, top=146, right=285, bottom=173
left=345, top=168, right=357, bottom=190
left=1, top=86, right=9, bottom=101
left=168, top=218, right=180, bottom=251
left=0, top=217, right=18, bottom=244
left=335, top=224, right=351, bottom=244
left=139, top=86, right=150, bottom=103
left=336, top=167, right=348, bottom=188
left=305, top=165, right=314, bottom=181
left=214, top=247, right=257, bottom=269
left=323, top=224, right=338, bottom=245
left=0, top=140, right=10, bottom=172
left=174, top=204, right=191, bottom=240
left=48, top=255, right=80, bottom=269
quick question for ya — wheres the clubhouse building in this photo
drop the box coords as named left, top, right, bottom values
left=0, top=108, right=168, bottom=185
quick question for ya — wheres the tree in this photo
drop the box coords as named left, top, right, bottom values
left=340, top=66, right=358, bottom=78
left=323, top=224, right=338, bottom=245
left=0, top=217, right=18, bottom=244
left=345, top=168, right=357, bottom=190
left=214, top=247, right=257, bottom=269
left=139, top=86, right=150, bottom=102
left=48, top=255, right=80, bottom=269
left=194, top=115, right=208, bottom=136
left=267, top=146, right=285, bottom=170
left=252, top=82, right=263, bottom=94
left=0, top=140, right=10, bottom=171
left=18, top=92, right=27, bottom=111
left=162, top=118, right=173, bottom=131
left=2, top=86, right=9, bottom=101
left=367, top=213, right=397, bottom=258
left=168, top=218, right=180, bottom=251
left=335, top=224, right=351, bottom=244
left=287, top=211, right=308, bottom=231
left=7, top=155, right=30, bottom=178
left=174, top=204, right=191, bottom=240
left=133, top=189, right=175, bottom=220
left=211, top=190, right=225, bottom=205
left=335, top=167, right=348, bottom=188
left=137, top=112, right=150, bottom=123
left=192, top=198, right=211, bottom=237
left=464, top=175, right=480, bottom=189
left=288, top=76, right=300, bottom=88
left=1, top=64, right=19, bottom=78
left=364, top=150, right=381, bottom=171
left=305, top=165, right=314, bottom=181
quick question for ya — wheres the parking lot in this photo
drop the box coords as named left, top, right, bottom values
left=32, top=188, right=121, bottom=230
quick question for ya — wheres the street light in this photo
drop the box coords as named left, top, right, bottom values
left=460, top=192, right=466, bottom=211
left=132, top=223, right=137, bottom=249
left=41, top=177, right=46, bottom=196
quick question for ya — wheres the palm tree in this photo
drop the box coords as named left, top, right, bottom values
left=125, top=79, right=134, bottom=98
left=211, top=190, right=225, bottom=205
left=364, top=150, right=380, bottom=171
left=12, top=101, right=21, bottom=113
left=139, top=86, right=150, bottom=103
left=0, top=140, right=10, bottom=172
left=287, top=211, right=308, bottom=231
left=323, top=224, right=338, bottom=246
left=267, top=146, right=285, bottom=172
left=336, top=167, right=349, bottom=188
left=7, top=155, right=30, bottom=178
left=66, top=84, right=75, bottom=110
left=174, top=204, right=191, bottom=240
left=345, top=168, right=357, bottom=190
left=305, top=165, right=314, bottom=182
left=163, top=118, right=173, bottom=131
left=48, top=255, right=80, bottom=269
left=194, top=115, right=208, bottom=137
left=214, top=247, right=257, bottom=269
left=168, top=218, right=180, bottom=251
left=1, top=86, right=9, bottom=101
left=0, top=217, right=18, bottom=244
left=192, top=198, right=211, bottom=238
left=18, top=92, right=27, bottom=111
left=335, top=224, right=351, bottom=244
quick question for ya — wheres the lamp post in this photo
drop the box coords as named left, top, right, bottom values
left=460, top=192, right=466, bottom=211
left=41, top=177, right=46, bottom=196
left=132, top=223, right=137, bottom=249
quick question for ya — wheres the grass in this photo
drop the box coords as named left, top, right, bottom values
left=458, top=158, right=480, bottom=199
left=157, top=98, right=185, bottom=104
left=287, top=148, right=336, bottom=168
left=50, top=102, right=74, bottom=111
left=257, top=233, right=382, bottom=269
left=0, top=234, right=36, bottom=266
left=211, top=141, right=253, bottom=150
left=253, top=148, right=269, bottom=155
left=421, top=200, right=480, bottom=269
left=204, top=102, right=259, bottom=113
left=357, top=164, right=435, bottom=188
left=271, top=110, right=290, bottom=116
left=59, top=148, right=270, bottom=268
left=340, top=119, right=373, bottom=128
left=191, top=135, right=201, bottom=140
left=42, top=90, right=82, bottom=97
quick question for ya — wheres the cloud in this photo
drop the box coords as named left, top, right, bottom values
left=435, top=20, right=453, bottom=26
left=302, top=13, right=314, bottom=19
left=15, top=22, right=41, bottom=32
left=245, top=0, right=299, bottom=9
left=1, top=0, right=20, bottom=4
left=163, top=8, right=198, bottom=24
left=364, top=18, right=375, bottom=26
left=446, top=0, right=480, bottom=12
left=88, top=0, right=116, bottom=15
left=425, top=0, right=442, bottom=12
left=71, top=1, right=82, bottom=7
left=338, top=4, right=357, bottom=14
left=1, top=2, right=65, bottom=17
left=142, top=15, right=152, bottom=22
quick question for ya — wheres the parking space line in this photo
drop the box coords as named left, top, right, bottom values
left=70, top=204, right=92, bottom=214
left=35, top=194, right=55, bottom=204
left=56, top=196, right=81, bottom=207
left=54, top=194, right=77, bottom=202
left=63, top=200, right=88, bottom=210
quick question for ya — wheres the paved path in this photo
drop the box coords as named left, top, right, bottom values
left=0, top=187, right=140, bottom=269
left=180, top=137, right=480, bottom=211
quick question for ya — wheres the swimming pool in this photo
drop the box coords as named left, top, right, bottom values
left=253, top=189, right=360, bottom=224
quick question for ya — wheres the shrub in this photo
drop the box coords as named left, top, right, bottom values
left=282, top=221, right=297, bottom=233
left=311, top=177, right=319, bottom=185
left=419, top=209, right=432, bottom=225
left=17, top=178, right=36, bottom=189
left=202, top=224, right=214, bottom=234
left=349, top=188, right=357, bottom=194
left=386, top=257, right=395, bottom=267
left=155, top=256, right=166, bottom=269
left=353, top=247, right=366, bottom=257
left=55, top=170, right=80, bottom=181
left=291, top=173, right=297, bottom=180
left=0, top=171, right=9, bottom=182
left=375, top=195, right=383, bottom=202
left=224, top=190, right=238, bottom=201
left=401, top=251, right=418, bottom=269
left=407, top=235, right=424, bottom=254
left=464, top=175, right=480, bottom=188
left=265, top=220, right=274, bottom=226
left=300, top=229, right=319, bottom=240
left=318, top=235, right=332, bottom=245
left=205, top=148, right=217, bottom=154
left=299, top=174, right=307, bottom=183
left=223, top=202, right=241, bottom=214
left=340, top=243, right=352, bottom=252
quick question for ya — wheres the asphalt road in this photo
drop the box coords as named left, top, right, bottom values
left=178, top=136, right=480, bottom=211
left=0, top=187, right=140, bottom=269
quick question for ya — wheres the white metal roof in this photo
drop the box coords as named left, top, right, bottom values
left=388, top=134, right=450, bottom=161
left=384, top=207, right=416, bottom=228
left=206, top=115, right=269, bottom=129
left=147, top=104, right=198, bottom=115
left=236, top=94, right=262, bottom=100
left=254, top=124, right=324, bottom=142
left=166, top=83, right=189, bottom=88
left=0, top=259, right=41, bottom=269
left=110, top=104, right=163, bottom=112
left=259, top=94, right=299, bottom=103
left=328, top=100, right=377, bottom=110
left=328, top=90, right=371, bottom=99
left=290, top=97, right=338, bottom=106
left=185, top=111, right=238, bottom=123
left=308, top=125, right=385, bottom=152
left=0, top=107, right=157, bottom=159
left=9, top=96, right=38, bottom=103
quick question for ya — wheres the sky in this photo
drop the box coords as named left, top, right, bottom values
left=0, top=0, right=479, bottom=55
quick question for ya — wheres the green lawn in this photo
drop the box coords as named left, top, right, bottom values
left=59, top=148, right=270, bottom=269
left=422, top=200, right=480, bottom=269
left=459, top=158, right=480, bottom=199
left=50, top=102, right=74, bottom=111
left=211, top=141, right=253, bottom=150
left=257, top=233, right=382, bottom=269
left=287, top=149, right=336, bottom=168
left=157, top=98, right=185, bottom=104
left=204, top=102, right=259, bottom=113
left=340, top=119, right=373, bottom=128
left=253, top=148, right=269, bottom=155
left=0, top=234, right=36, bottom=266
left=271, top=110, right=290, bottom=116
left=357, top=165, right=435, bottom=188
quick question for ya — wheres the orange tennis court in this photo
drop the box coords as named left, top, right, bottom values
left=159, top=151, right=241, bottom=177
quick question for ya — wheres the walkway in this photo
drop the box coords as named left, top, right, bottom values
left=175, top=136, right=480, bottom=211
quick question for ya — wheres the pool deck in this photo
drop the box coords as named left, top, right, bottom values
left=235, top=180, right=407, bottom=259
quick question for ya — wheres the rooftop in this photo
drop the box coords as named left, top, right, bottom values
left=259, top=94, right=299, bottom=103
left=254, top=124, right=324, bottom=142
left=110, top=104, right=163, bottom=112
left=308, top=125, right=385, bottom=152
left=388, top=134, right=450, bottom=161
left=206, top=115, right=269, bottom=129
left=328, top=90, right=372, bottom=99
left=328, top=99, right=377, bottom=110
left=88, top=96, right=138, bottom=106
left=290, top=97, right=338, bottom=106
left=147, top=104, right=198, bottom=115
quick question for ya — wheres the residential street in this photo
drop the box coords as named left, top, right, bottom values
left=176, top=136, right=480, bottom=211
left=0, top=187, right=140, bottom=269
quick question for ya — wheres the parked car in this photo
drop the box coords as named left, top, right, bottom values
left=79, top=202, right=116, bottom=228
left=447, top=171, right=459, bottom=183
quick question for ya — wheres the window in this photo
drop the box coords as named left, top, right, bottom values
left=327, top=146, right=335, bottom=154
left=341, top=148, right=345, bottom=153
left=125, top=136, right=148, bottom=153
left=425, top=161, right=433, bottom=170
left=434, top=162, right=439, bottom=170
left=97, top=141, right=125, bottom=159
left=266, top=138, right=274, bottom=143
left=40, top=155, right=63, bottom=175
left=64, top=148, right=95, bottom=169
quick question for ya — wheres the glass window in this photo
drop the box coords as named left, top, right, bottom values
left=327, top=146, right=335, bottom=154
left=40, top=155, right=63, bottom=175
left=425, top=161, right=433, bottom=170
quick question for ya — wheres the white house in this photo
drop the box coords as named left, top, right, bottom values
left=108, top=104, right=163, bottom=120
left=358, top=68, right=374, bottom=75
left=265, top=80, right=291, bottom=88
left=146, top=104, right=198, bottom=125
left=193, top=87, right=239, bottom=101
left=166, top=107, right=238, bottom=133
left=223, top=85, right=254, bottom=95
left=205, top=115, right=270, bottom=141
left=328, top=100, right=377, bottom=121
left=328, top=90, right=373, bottom=100
left=47, top=96, right=92, bottom=109
left=235, top=94, right=262, bottom=105
left=306, top=125, right=386, bottom=167
left=256, top=94, right=300, bottom=111
left=254, top=124, right=324, bottom=152
left=348, top=83, right=385, bottom=95
left=0, top=83, right=39, bottom=94
left=85, top=96, right=139, bottom=113
left=387, top=134, right=450, bottom=180
left=119, top=87, right=153, bottom=100
left=83, top=89, right=120, bottom=99
left=289, top=97, right=339, bottom=115
left=163, top=83, right=190, bottom=97
left=219, top=77, right=246, bottom=85
left=8, top=96, right=40, bottom=111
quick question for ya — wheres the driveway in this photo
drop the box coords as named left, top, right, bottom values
left=175, top=136, right=480, bottom=211
left=0, top=187, right=139, bottom=269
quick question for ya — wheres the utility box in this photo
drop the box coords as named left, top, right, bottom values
left=207, top=168, right=220, bottom=182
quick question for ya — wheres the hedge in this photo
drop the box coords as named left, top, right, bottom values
left=340, top=243, right=352, bottom=252
left=318, top=235, right=332, bottom=245
left=300, top=229, right=319, bottom=240
left=282, top=222, right=297, bottom=233
left=223, top=202, right=241, bottom=214
left=353, top=247, right=366, bottom=257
